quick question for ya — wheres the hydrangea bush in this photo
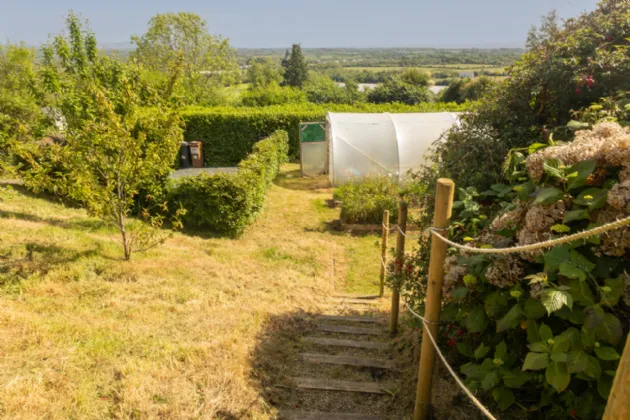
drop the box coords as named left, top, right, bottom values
left=400, top=122, right=629, bottom=418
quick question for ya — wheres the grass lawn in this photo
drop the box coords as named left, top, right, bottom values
left=0, top=164, right=389, bottom=418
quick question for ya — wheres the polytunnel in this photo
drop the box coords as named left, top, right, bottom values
left=326, top=112, right=460, bottom=185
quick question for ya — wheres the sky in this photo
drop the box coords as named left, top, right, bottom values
left=0, top=0, right=598, bottom=48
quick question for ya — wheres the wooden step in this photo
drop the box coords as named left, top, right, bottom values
left=333, top=294, right=380, bottom=300
left=300, top=353, right=392, bottom=369
left=279, top=410, right=387, bottom=420
left=331, top=298, right=380, bottom=305
left=304, top=336, right=389, bottom=350
left=316, top=315, right=387, bottom=324
left=317, top=324, right=383, bottom=336
left=289, top=377, right=394, bottom=394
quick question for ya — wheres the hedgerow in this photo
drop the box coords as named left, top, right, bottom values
left=168, top=130, right=288, bottom=237
left=179, top=102, right=469, bottom=166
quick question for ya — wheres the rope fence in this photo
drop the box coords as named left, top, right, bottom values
left=429, top=214, right=630, bottom=255
left=404, top=302, right=497, bottom=420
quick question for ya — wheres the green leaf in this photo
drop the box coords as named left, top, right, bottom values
left=581, top=327, right=596, bottom=348
left=559, top=262, right=587, bottom=282
left=492, top=387, right=515, bottom=411
left=503, top=369, right=532, bottom=388
left=482, top=370, right=500, bottom=391
left=528, top=142, right=548, bottom=154
left=527, top=319, right=540, bottom=344
left=563, top=209, right=590, bottom=224
left=600, top=277, right=624, bottom=307
left=466, top=306, right=488, bottom=333
left=584, top=304, right=605, bottom=329
left=461, top=363, right=484, bottom=380
left=550, top=352, right=568, bottom=362
left=552, top=333, right=572, bottom=354
left=543, top=159, right=565, bottom=180
left=534, top=187, right=564, bottom=205
left=495, top=341, right=508, bottom=362
left=546, top=361, right=570, bottom=392
left=457, top=342, right=474, bottom=358
left=574, top=187, right=609, bottom=211
left=496, top=304, right=525, bottom=332
left=551, top=224, right=571, bottom=233
left=524, top=299, right=546, bottom=319
left=541, top=290, right=573, bottom=315
left=539, top=323, right=553, bottom=342
left=484, top=291, right=508, bottom=318
left=543, top=245, right=570, bottom=272
left=567, top=160, right=597, bottom=190
left=568, top=350, right=589, bottom=373
left=585, top=355, right=601, bottom=379
left=598, top=313, right=623, bottom=346
left=567, top=120, right=590, bottom=130
left=594, top=346, right=620, bottom=361
left=598, top=375, right=613, bottom=399
left=561, top=277, right=596, bottom=306
left=528, top=342, right=550, bottom=353
left=451, top=286, right=469, bottom=299
left=474, top=343, right=490, bottom=360
left=522, top=352, right=549, bottom=371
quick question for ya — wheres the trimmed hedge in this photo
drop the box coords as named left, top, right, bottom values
left=180, top=102, right=470, bottom=166
left=168, top=130, right=289, bottom=237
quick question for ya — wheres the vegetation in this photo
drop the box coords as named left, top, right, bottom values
left=334, top=177, right=400, bottom=225
left=179, top=102, right=471, bottom=166
left=131, top=12, right=239, bottom=106
left=281, top=44, right=309, bottom=88
left=439, top=76, right=496, bottom=104
left=367, top=70, right=434, bottom=105
left=168, top=130, right=289, bottom=236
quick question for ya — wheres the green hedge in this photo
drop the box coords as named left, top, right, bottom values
left=168, top=130, right=289, bottom=237
left=180, top=102, right=470, bottom=166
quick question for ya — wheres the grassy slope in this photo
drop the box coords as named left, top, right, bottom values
left=0, top=164, right=384, bottom=419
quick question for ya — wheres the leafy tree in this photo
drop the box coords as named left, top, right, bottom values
left=0, top=44, right=43, bottom=167
left=526, top=10, right=560, bottom=50
left=241, top=83, right=306, bottom=107
left=367, top=76, right=434, bottom=105
left=400, top=69, right=430, bottom=86
left=131, top=12, right=239, bottom=105
left=303, top=74, right=364, bottom=104
left=281, top=44, right=309, bottom=88
left=246, top=58, right=283, bottom=88
left=14, top=13, right=185, bottom=261
left=440, top=76, right=495, bottom=104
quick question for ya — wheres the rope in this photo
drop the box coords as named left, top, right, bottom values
left=430, top=214, right=630, bottom=255
left=397, top=225, right=407, bottom=237
left=380, top=256, right=389, bottom=272
left=404, top=302, right=498, bottom=420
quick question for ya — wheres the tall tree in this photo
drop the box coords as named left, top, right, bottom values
left=246, top=58, right=283, bottom=88
left=281, top=44, right=309, bottom=88
left=131, top=12, right=239, bottom=105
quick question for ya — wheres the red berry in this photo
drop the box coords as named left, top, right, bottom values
left=576, top=88, right=582, bottom=94
left=571, top=409, right=577, bottom=417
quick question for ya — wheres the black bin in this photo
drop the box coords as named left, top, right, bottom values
left=179, top=142, right=192, bottom=168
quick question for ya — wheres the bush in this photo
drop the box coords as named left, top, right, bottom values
left=241, top=84, right=306, bottom=107
left=168, top=130, right=289, bottom=236
left=367, top=77, right=434, bottom=105
left=334, top=177, right=400, bottom=224
left=179, top=102, right=470, bottom=166
left=303, top=75, right=364, bottom=105
left=402, top=122, right=630, bottom=417
left=440, top=77, right=496, bottom=104
left=431, top=1, right=630, bottom=193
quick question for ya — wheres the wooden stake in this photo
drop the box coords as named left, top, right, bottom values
left=379, top=210, right=390, bottom=297
left=603, top=333, right=630, bottom=420
left=414, top=179, right=455, bottom=420
left=390, top=201, right=408, bottom=335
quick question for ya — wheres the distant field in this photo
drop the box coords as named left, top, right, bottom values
left=341, top=65, right=507, bottom=73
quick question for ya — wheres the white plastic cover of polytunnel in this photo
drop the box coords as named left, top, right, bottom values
left=326, top=112, right=460, bottom=185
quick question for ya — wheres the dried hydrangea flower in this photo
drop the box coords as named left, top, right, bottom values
left=443, top=255, right=467, bottom=297
left=484, top=255, right=524, bottom=289
left=607, top=180, right=630, bottom=211
left=597, top=208, right=630, bottom=257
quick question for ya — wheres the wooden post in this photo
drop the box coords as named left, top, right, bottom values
left=379, top=210, right=390, bottom=297
left=603, top=333, right=630, bottom=420
left=390, top=201, right=408, bottom=335
left=414, top=178, right=455, bottom=420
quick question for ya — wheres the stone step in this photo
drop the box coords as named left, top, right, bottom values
left=279, top=410, right=387, bottom=420
left=289, top=376, right=394, bottom=394
left=317, top=324, right=383, bottom=336
left=304, top=336, right=389, bottom=350
left=316, top=315, right=387, bottom=324
left=300, top=353, right=392, bottom=369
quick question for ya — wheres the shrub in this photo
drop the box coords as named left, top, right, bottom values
left=334, top=177, right=400, bottom=225
left=432, top=1, right=630, bottom=193
left=241, top=83, right=307, bottom=107
left=367, top=77, right=435, bottom=105
left=179, top=102, right=469, bottom=166
left=402, top=122, right=630, bottom=417
left=168, top=130, right=289, bottom=236
left=440, top=77, right=496, bottom=104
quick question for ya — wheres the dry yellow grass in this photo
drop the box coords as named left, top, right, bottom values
left=0, top=164, right=388, bottom=419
